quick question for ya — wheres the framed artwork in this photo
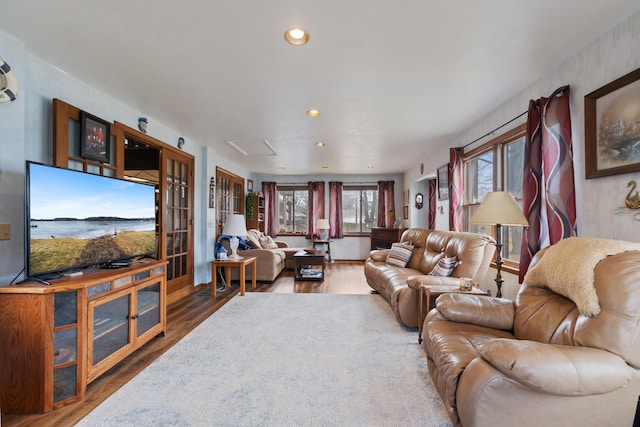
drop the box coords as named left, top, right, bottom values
left=80, top=111, right=110, bottom=163
left=437, top=164, right=449, bottom=200
left=247, top=179, right=254, bottom=192
left=415, top=193, right=423, bottom=209
left=585, top=67, right=640, bottom=178
left=403, top=205, right=409, bottom=219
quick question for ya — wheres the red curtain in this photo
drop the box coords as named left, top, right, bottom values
left=428, top=179, right=437, bottom=229
left=449, top=149, right=464, bottom=231
left=519, top=86, right=577, bottom=282
left=377, top=181, right=395, bottom=227
left=329, top=181, right=344, bottom=238
left=262, top=181, right=278, bottom=237
left=306, top=181, right=325, bottom=239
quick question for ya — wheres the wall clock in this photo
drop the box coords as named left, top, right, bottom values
left=0, top=56, right=18, bottom=103
left=415, top=193, right=424, bottom=209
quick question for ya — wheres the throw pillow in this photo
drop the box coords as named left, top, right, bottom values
left=259, top=234, right=279, bottom=249
left=385, top=242, right=414, bottom=268
left=430, top=256, right=458, bottom=277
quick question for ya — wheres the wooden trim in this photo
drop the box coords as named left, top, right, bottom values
left=464, top=123, right=526, bottom=159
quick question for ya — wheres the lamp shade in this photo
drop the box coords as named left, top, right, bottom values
left=470, top=192, right=529, bottom=226
left=222, top=214, right=248, bottom=236
left=316, top=219, right=330, bottom=229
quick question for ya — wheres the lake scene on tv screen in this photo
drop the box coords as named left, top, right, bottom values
left=28, top=163, right=156, bottom=276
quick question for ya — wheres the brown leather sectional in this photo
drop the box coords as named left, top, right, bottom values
left=364, top=228, right=496, bottom=327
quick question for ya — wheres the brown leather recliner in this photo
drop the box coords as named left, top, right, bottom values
left=423, top=245, right=640, bottom=427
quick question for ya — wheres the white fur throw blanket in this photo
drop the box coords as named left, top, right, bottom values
left=523, top=237, right=640, bottom=317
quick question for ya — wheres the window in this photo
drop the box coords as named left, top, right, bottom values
left=463, top=124, right=526, bottom=268
left=276, top=186, right=308, bottom=234
left=342, top=186, right=377, bottom=234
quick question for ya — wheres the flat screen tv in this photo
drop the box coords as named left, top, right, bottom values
left=26, top=161, right=158, bottom=278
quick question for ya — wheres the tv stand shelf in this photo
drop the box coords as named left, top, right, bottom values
left=0, top=259, right=167, bottom=414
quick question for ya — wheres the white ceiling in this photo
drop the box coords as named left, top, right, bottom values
left=2, top=1, right=639, bottom=175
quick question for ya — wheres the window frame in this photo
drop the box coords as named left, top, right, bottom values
left=276, top=185, right=309, bottom=236
left=463, top=123, right=526, bottom=274
left=341, top=185, right=378, bottom=236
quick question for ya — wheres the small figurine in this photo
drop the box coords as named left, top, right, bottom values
left=138, top=117, right=148, bottom=133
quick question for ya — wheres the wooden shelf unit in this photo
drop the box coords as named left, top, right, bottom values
left=370, top=227, right=407, bottom=250
left=0, top=260, right=166, bottom=414
left=246, top=193, right=265, bottom=232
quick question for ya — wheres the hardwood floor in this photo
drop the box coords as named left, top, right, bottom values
left=3, top=261, right=372, bottom=427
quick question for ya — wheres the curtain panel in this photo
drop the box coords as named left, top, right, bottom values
left=449, top=149, right=464, bottom=231
left=306, top=181, right=325, bottom=239
left=519, top=85, right=577, bottom=282
left=329, top=181, right=344, bottom=238
left=428, top=178, right=437, bottom=229
left=262, top=181, right=278, bottom=237
left=377, top=181, right=395, bottom=227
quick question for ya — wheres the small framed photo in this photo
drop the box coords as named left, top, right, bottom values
left=247, top=179, right=254, bottom=192
left=585, top=67, right=640, bottom=178
left=403, top=205, right=409, bottom=219
left=80, top=111, right=110, bottom=163
left=437, top=164, right=449, bottom=201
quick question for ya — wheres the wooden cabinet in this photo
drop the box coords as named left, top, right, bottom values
left=0, top=260, right=166, bottom=413
left=370, top=227, right=407, bottom=250
left=246, top=193, right=265, bottom=232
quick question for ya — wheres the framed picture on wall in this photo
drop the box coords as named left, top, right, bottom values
left=247, top=179, right=254, bottom=192
left=403, top=205, right=409, bottom=219
left=437, top=164, right=449, bottom=200
left=80, top=111, right=110, bottom=163
left=585, top=66, right=640, bottom=178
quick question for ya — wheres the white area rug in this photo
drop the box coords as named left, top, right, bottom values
left=77, top=293, right=451, bottom=426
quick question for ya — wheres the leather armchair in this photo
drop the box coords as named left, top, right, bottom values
left=423, top=245, right=640, bottom=427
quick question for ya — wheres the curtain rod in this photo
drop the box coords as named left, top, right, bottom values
left=277, top=181, right=377, bottom=185
left=462, top=110, right=527, bottom=149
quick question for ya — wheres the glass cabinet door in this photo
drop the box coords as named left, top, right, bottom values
left=91, top=292, right=131, bottom=365
left=136, top=281, right=161, bottom=338
left=53, top=291, right=79, bottom=403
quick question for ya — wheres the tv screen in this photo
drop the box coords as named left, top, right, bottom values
left=26, top=162, right=157, bottom=278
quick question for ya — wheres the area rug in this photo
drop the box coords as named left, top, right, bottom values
left=77, top=293, right=451, bottom=426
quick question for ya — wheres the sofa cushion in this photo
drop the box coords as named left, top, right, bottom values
left=430, top=256, right=458, bottom=276
left=259, top=234, right=279, bottom=249
left=246, top=229, right=263, bottom=248
left=386, top=242, right=414, bottom=268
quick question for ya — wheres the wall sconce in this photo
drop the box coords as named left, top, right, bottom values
left=209, top=177, right=216, bottom=209
left=178, top=137, right=185, bottom=150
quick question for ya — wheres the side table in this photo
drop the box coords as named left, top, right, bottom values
left=418, top=284, right=490, bottom=344
left=312, top=239, right=332, bottom=262
left=210, top=256, right=257, bottom=297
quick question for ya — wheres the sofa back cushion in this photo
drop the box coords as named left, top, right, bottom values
left=444, top=232, right=496, bottom=280
left=515, top=249, right=640, bottom=368
left=246, top=229, right=263, bottom=248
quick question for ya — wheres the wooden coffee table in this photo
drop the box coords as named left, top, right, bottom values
left=418, top=284, right=490, bottom=344
left=294, top=250, right=325, bottom=281
left=210, top=256, right=257, bottom=296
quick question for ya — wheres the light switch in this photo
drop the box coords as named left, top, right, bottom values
left=0, top=223, right=10, bottom=240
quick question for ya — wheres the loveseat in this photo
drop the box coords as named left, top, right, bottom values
left=219, top=229, right=307, bottom=282
left=423, top=237, right=640, bottom=427
left=364, top=228, right=495, bottom=327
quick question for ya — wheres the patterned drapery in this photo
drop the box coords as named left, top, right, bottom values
left=262, top=181, right=278, bottom=237
left=428, top=179, right=437, bottom=229
left=306, top=181, right=325, bottom=239
left=377, top=181, right=395, bottom=227
left=449, top=149, right=464, bottom=231
left=329, top=181, right=344, bottom=238
left=519, top=86, right=577, bottom=282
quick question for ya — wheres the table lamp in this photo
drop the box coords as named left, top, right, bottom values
left=317, top=218, right=330, bottom=241
left=222, top=214, right=248, bottom=259
left=470, top=191, right=528, bottom=298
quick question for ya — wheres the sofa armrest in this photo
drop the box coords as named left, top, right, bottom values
left=367, top=249, right=389, bottom=262
left=435, top=293, right=515, bottom=330
left=274, top=241, right=289, bottom=248
left=406, top=275, right=460, bottom=290
left=477, top=339, right=633, bottom=396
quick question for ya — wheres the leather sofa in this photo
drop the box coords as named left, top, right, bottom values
left=364, top=228, right=495, bottom=327
left=423, top=240, right=640, bottom=427
left=220, top=229, right=306, bottom=282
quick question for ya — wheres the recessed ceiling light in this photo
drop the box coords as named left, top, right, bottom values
left=306, top=109, right=321, bottom=117
left=315, top=142, right=325, bottom=147
left=367, top=165, right=374, bottom=169
left=321, top=165, right=329, bottom=169
left=284, top=28, right=310, bottom=45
